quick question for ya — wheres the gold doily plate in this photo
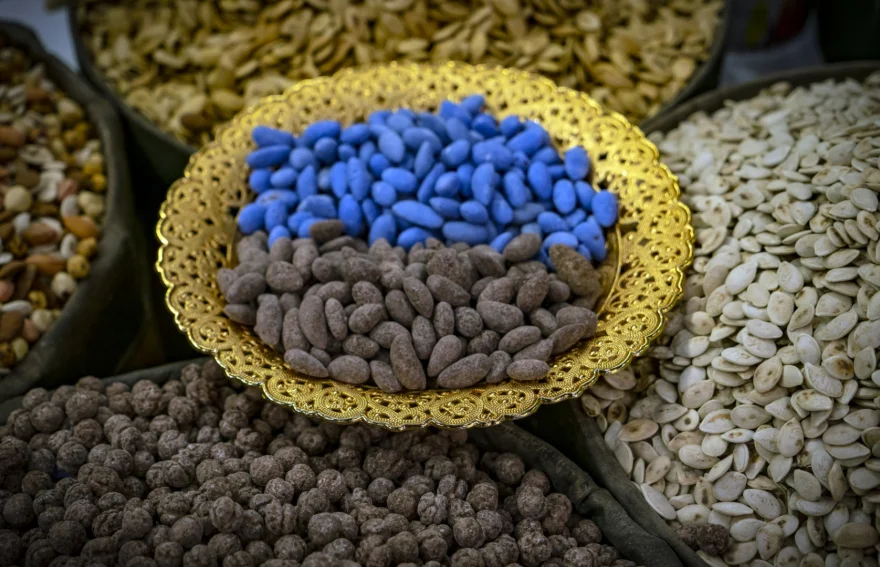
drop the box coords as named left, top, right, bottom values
left=156, top=62, right=693, bottom=430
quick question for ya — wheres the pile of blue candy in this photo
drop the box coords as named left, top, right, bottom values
left=238, top=94, right=617, bottom=266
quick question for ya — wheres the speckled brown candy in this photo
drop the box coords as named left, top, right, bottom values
left=316, top=281, right=352, bottom=304
left=385, top=290, right=416, bottom=327
left=309, top=220, right=345, bottom=243
left=284, top=349, right=329, bottom=378
left=454, top=307, right=483, bottom=338
left=370, top=360, right=402, bottom=393
left=486, top=351, right=512, bottom=384
left=426, top=248, right=469, bottom=289
left=342, top=334, right=379, bottom=358
left=502, top=233, right=541, bottom=263
left=427, top=335, right=464, bottom=377
left=380, top=262, right=406, bottom=290
left=468, top=246, right=506, bottom=278
left=217, top=268, right=236, bottom=296
left=549, top=245, right=602, bottom=301
left=352, top=281, right=383, bottom=305
left=369, top=321, right=409, bottom=349
left=529, top=309, right=557, bottom=337
left=516, top=272, right=549, bottom=313
left=478, top=278, right=515, bottom=304
left=411, top=316, right=437, bottom=361
left=283, top=308, right=310, bottom=351
left=402, top=277, right=434, bottom=318
left=507, top=359, right=550, bottom=381
left=327, top=356, right=370, bottom=385
left=323, top=298, right=348, bottom=341
left=476, top=301, right=524, bottom=334
left=467, top=330, right=500, bottom=356
left=224, top=304, right=256, bottom=326
left=547, top=279, right=571, bottom=303
left=549, top=323, right=589, bottom=354
left=437, top=354, right=491, bottom=389
left=426, top=275, right=470, bottom=307
left=266, top=261, right=305, bottom=293
left=293, top=242, right=319, bottom=273
left=342, top=256, right=380, bottom=284
left=225, top=273, right=266, bottom=303
left=498, top=326, right=542, bottom=354
left=299, top=295, right=329, bottom=349
left=311, top=257, right=341, bottom=282
left=348, top=303, right=387, bottom=334
left=514, top=338, right=554, bottom=362
left=269, top=236, right=294, bottom=262
left=254, top=295, right=282, bottom=347
left=432, top=302, right=454, bottom=337
left=390, top=334, right=426, bottom=390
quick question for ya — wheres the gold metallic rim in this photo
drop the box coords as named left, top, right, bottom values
left=156, top=62, right=693, bottom=430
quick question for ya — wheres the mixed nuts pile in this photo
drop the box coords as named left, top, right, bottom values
left=0, top=360, right=639, bottom=567
left=580, top=73, right=880, bottom=565
left=222, top=228, right=601, bottom=390
left=77, top=0, right=722, bottom=145
left=0, top=34, right=105, bottom=372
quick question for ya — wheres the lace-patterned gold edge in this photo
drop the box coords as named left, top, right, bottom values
left=154, top=61, right=694, bottom=430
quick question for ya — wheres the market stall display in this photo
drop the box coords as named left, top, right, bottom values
left=0, top=22, right=148, bottom=402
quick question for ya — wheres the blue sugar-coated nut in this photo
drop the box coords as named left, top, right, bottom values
left=400, top=154, right=414, bottom=172
left=398, top=108, right=416, bottom=120
left=499, top=115, right=522, bottom=138
left=257, top=189, right=298, bottom=207
left=317, top=167, right=332, bottom=191
left=418, top=163, right=445, bottom=203
left=361, top=198, right=380, bottom=224
left=294, top=137, right=308, bottom=148
left=473, top=140, right=514, bottom=170
left=583, top=230, right=606, bottom=262
left=346, top=157, right=371, bottom=200
left=543, top=231, right=579, bottom=250
left=249, top=168, right=272, bottom=194
left=338, top=144, right=356, bottom=161
left=368, top=110, right=392, bottom=126
left=371, top=181, right=397, bottom=207
left=270, top=167, right=296, bottom=188
left=564, top=146, right=590, bottom=180
left=289, top=147, right=317, bottom=170
left=439, top=101, right=472, bottom=126
left=592, top=190, right=618, bottom=228
left=370, top=123, right=392, bottom=139
left=359, top=141, right=376, bottom=162
left=429, top=197, right=462, bottom=220
left=296, top=166, right=318, bottom=199
left=397, top=217, right=412, bottom=231
left=533, top=146, right=561, bottom=165
left=566, top=209, right=587, bottom=227
left=369, top=213, right=397, bottom=245
left=471, top=163, right=496, bottom=206
left=574, top=217, right=605, bottom=261
left=434, top=172, right=461, bottom=198
left=457, top=164, right=474, bottom=196
left=440, top=140, right=471, bottom=168
left=490, top=196, right=514, bottom=225
left=577, top=244, right=593, bottom=263
left=298, top=217, right=320, bottom=238
left=378, top=130, right=406, bottom=163
left=512, top=202, right=545, bottom=224
left=460, top=200, right=489, bottom=224
left=330, top=162, right=348, bottom=198
left=521, top=222, right=542, bottom=238
left=445, top=118, right=471, bottom=141
left=247, top=145, right=290, bottom=168
left=460, top=94, right=485, bottom=115
left=537, top=211, right=568, bottom=233
left=397, top=226, right=433, bottom=250
left=403, top=127, right=443, bottom=152
left=417, top=113, right=449, bottom=143
left=368, top=153, right=391, bottom=177
left=490, top=231, right=516, bottom=253
left=252, top=125, right=295, bottom=147
left=392, top=201, right=444, bottom=229
left=527, top=161, right=553, bottom=200
left=506, top=128, right=544, bottom=156
left=300, top=194, right=336, bottom=218
left=513, top=151, right=530, bottom=170
left=553, top=179, right=577, bottom=214
left=414, top=142, right=435, bottom=179
left=301, top=120, right=341, bottom=146
left=502, top=170, right=528, bottom=208
left=287, top=211, right=312, bottom=233
left=382, top=168, right=418, bottom=194
left=339, top=194, right=363, bottom=236
left=575, top=181, right=595, bottom=210
left=387, top=113, right=413, bottom=133
left=314, top=137, right=338, bottom=163
left=341, top=123, right=371, bottom=145
left=238, top=203, right=267, bottom=234
left=472, top=113, right=498, bottom=138
left=268, top=225, right=292, bottom=248
left=443, top=222, right=489, bottom=245
left=548, top=165, right=566, bottom=180
left=486, top=222, right=498, bottom=241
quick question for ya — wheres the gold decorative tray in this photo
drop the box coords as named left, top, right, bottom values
left=156, top=62, right=693, bottom=430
